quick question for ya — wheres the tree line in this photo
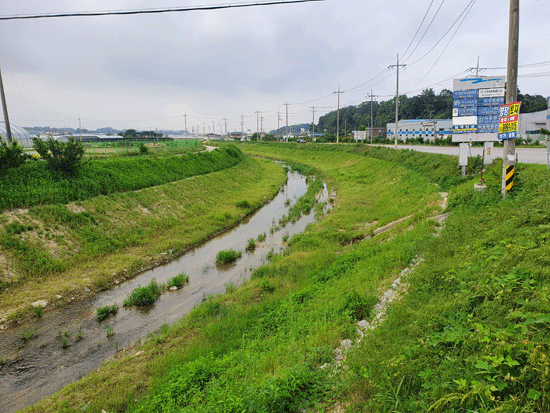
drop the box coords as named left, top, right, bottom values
left=317, top=88, right=548, bottom=135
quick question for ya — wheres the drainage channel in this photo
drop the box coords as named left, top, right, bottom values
left=0, top=167, right=331, bottom=413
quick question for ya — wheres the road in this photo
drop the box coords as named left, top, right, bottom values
left=376, top=144, right=549, bottom=165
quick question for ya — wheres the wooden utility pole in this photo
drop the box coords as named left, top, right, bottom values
left=284, top=102, right=290, bottom=142
left=502, top=0, right=519, bottom=198
left=311, top=105, right=315, bottom=140
left=389, top=55, right=406, bottom=149
left=0, top=66, right=13, bottom=144
left=334, top=85, right=344, bottom=144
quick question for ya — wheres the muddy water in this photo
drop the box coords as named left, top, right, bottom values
left=0, top=168, right=330, bottom=413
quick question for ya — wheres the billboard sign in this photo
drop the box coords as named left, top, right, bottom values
left=498, top=101, right=521, bottom=140
left=452, top=76, right=506, bottom=142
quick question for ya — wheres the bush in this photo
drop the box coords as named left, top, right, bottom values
left=96, top=304, right=118, bottom=321
left=32, top=136, right=85, bottom=176
left=215, top=249, right=242, bottom=265
left=0, top=140, right=30, bottom=172
left=124, top=279, right=163, bottom=306
left=167, top=272, right=189, bottom=289
left=138, top=142, right=149, bottom=154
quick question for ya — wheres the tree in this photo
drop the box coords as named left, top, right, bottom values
left=32, top=137, right=85, bottom=176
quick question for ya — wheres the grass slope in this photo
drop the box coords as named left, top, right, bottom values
left=24, top=144, right=443, bottom=412
left=0, top=145, right=244, bottom=211
left=22, top=143, right=550, bottom=412
left=0, top=155, right=285, bottom=322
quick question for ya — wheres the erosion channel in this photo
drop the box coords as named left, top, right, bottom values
left=0, top=166, right=331, bottom=413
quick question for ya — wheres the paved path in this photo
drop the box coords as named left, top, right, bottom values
left=376, top=144, right=549, bottom=165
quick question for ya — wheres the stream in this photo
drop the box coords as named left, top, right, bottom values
left=0, top=167, right=331, bottom=413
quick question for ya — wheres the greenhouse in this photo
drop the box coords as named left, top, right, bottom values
left=0, top=122, right=33, bottom=147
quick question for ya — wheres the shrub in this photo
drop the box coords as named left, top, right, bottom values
left=215, top=249, right=242, bottom=265
left=32, top=136, right=85, bottom=176
left=167, top=272, right=189, bottom=289
left=123, top=279, right=163, bottom=306
left=257, top=232, right=266, bottom=242
left=97, top=304, right=118, bottom=321
left=0, top=140, right=30, bottom=172
left=138, top=142, right=149, bottom=154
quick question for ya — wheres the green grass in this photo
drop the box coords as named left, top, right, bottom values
left=29, top=143, right=547, bottom=413
left=24, top=143, right=444, bottom=413
left=215, top=249, right=243, bottom=265
left=97, top=304, right=118, bottom=322
left=20, top=326, right=37, bottom=342
left=0, top=145, right=244, bottom=211
left=167, top=272, right=189, bottom=289
left=246, top=238, right=256, bottom=251
left=123, top=279, right=163, bottom=307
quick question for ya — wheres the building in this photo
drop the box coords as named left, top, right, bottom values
left=0, top=122, right=34, bottom=147
left=518, top=109, right=549, bottom=142
left=386, top=119, right=453, bottom=142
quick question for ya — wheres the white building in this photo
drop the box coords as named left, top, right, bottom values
left=386, top=119, right=453, bottom=142
left=518, top=109, right=549, bottom=142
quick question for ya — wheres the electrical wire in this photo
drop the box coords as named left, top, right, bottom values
left=402, top=0, right=445, bottom=63
left=405, top=0, right=476, bottom=95
left=401, top=0, right=435, bottom=61
left=406, top=0, right=475, bottom=67
left=0, top=0, right=324, bottom=21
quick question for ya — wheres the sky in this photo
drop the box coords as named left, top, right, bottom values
left=0, top=0, right=548, bottom=134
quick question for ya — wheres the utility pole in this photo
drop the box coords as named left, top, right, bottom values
left=184, top=113, right=187, bottom=137
left=79, top=118, right=82, bottom=141
left=389, top=54, right=406, bottom=149
left=370, top=90, right=374, bottom=143
left=502, top=0, right=519, bottom=198
left=476, top=56, right=480, bottom=77
left=333, top=85, right=344, bottom=144
left=284, top=102, right=290, bottom=142
left=224, top=118, right=228, bottom=138
left=311, top=105, right=315, bottom=140
left=240, top=114, right=244, bottom=139
left=260, top=115, right=264, bottom=138
left=212, top=121, right=215, bottom=135
left=255, top=109, right=260, bottom=140
left=0, top=66, right=13, bottom=144
left=277, top=111, right=281, bottom=138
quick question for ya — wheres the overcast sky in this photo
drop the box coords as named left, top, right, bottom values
left=0, top=0, right=548, bottom=134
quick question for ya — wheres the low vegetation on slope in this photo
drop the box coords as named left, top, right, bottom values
left=0, top=144, right=244, bottom=211
left=22, top=143, right=550, bottom=413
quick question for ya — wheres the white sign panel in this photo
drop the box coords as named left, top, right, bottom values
left=479, top=88, right=505, bottom=98
left=353, top=131, right=366, bottom=141
left=453, top=116, right=478, bottom=126
left=453, top=77, right=506, bottom=91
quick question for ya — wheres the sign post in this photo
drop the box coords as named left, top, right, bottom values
left=499, top=101, right=521, bottom=192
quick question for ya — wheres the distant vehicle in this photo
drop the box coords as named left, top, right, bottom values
left=297, top=139, right=306, bottom=143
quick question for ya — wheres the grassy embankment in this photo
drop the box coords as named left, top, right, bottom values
left=243, top=143, right=550, bottom=412
left=0, top=145, right=286, bottom=323
left=24, top=143, right=445, bottom=412
left=23, top=143, right=550, bottom=412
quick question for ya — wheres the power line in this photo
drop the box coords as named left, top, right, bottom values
left=402, top=0, right=445, bottom=63
left=0, top=0, right=324, bottom=21
left=406, top=0, right=475, bottom=67
left=405, top=0, right=476, bottom=94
